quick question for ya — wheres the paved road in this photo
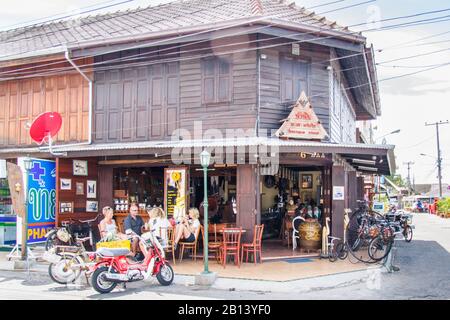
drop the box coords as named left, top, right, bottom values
left=0, top=213, right=448, bottom=300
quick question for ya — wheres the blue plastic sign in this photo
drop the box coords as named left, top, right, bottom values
left=26, top=159, right=56, bottom=243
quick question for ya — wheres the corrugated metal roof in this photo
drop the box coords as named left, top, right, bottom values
left=0, top=0, right=359, bottom=60
left=0, top=137, right=395, bottom=154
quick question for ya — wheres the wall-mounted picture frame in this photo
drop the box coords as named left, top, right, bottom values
left=60, top=202, right=73, bottom=213
left=60, top=178, right=71, bottom=190
left=87, top=180, right=97, bottom=199
left=73, top=160, right=88, bottom=176
left=301, top=174, right=313, bottom=189
left=76, top=182, right=84, bottom=195
left=86, top=200, right=98, bottom=212
left=301, top=191, right=313, bottom=203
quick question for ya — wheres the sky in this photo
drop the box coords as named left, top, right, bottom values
left=0, top=0, right=449, bottom=186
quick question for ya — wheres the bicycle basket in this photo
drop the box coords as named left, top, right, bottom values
left=56, top=228, right=71, bottom=243
left=368, top=226, right=380, bottom=238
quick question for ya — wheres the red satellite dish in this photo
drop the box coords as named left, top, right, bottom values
left=29, top=112, right=62, bottom=145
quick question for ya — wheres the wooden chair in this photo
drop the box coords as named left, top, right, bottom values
left=162, top=227, right=176, bottom=265
left=219, top=227, right=242, bottom=268
left=241, top=224, right=264, bottom=264
left=200, top=224, right=222, bottom=263
left=179, top=226, right=200, bottom=262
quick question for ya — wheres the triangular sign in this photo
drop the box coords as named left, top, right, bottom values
left=275, top=91, right=328, bottom=140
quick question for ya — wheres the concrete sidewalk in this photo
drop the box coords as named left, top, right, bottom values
left=0, top=251, right=385, bottom=294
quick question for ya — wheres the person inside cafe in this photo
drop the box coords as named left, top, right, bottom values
left=124, top=203, right=145, bottom=259
left=98, top=206, right=127, bottom=241
left=173, top=207, right=201, bottom=250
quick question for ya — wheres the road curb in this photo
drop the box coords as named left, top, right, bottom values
left=0, top=259, right=385, bottom=294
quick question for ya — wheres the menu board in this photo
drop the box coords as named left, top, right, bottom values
left=164, top=167, right=187, bottom=221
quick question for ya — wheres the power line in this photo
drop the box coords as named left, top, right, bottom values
left=378, top=47, right=450, bottom=64
left=381, top=30, right=450, bottom=51
left=4, top=9, right=450, bottom=80
left=0, top=0, right=138, bottom=31
left=308, top=0, right=346, bottom=10
left=2, top=1, right=450, bottom=71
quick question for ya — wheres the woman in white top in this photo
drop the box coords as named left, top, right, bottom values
left=145, top=207, right=171, bottom=242
left=98, top=206, right=126, bottom=240
left=174, top=207, right=200, bottom=249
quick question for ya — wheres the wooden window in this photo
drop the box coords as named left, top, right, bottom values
left=201, top=56, right=231, bottom=104
left=280, top=56, right=309, bottom=103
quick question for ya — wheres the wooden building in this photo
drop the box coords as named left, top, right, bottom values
left=0, top=0, right=395, bottom=248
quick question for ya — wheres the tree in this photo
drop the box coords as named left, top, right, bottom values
left=386, top=175, right=406, bottom=188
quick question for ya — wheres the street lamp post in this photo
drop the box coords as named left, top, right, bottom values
left=375, top=129, right=401, bottom=144
left=22, top=158, right=32, bottom=261
left=199, top=150, right=211, bottom=274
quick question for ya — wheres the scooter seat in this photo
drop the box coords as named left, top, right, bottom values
left=96, top=247, right=130, bottom=257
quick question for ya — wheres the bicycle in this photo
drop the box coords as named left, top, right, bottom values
left=367, top=221, right=395, bottom=262
left=345, top=201, right=386, bottom=264
left=324, top=236, right=348, bottom=262
left=45, top=235, right=97, bottom=285
left=45, top=214, right=101, bottom=251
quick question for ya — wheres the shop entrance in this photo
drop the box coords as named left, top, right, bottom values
left=190, top=166, right=237, bottom=224
left=260, top=165, right=325, bottom=259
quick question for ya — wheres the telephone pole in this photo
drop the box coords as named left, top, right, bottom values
left=403, top=161, right=414, bottom=195
left=425, top=120, right=449, bottom=198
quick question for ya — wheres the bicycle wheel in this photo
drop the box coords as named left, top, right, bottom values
left=345, top=210, right=377, bottom=263
left=336, top=242, right=348, bottom=260
left=403, top=225, right=413, bottom=242
left=368, top=235, right=393, bottom=261
left=328, top=250, right=338, bottom=262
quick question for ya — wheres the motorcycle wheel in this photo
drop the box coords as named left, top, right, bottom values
left=92, top=266, right=118, bottom=294
left=403, top=225, right=413, bottom=243
left=156, top=263, right=174, bottom=286
left=48, top=253, right=82, bottom=285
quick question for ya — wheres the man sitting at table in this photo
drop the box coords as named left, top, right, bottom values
left=124, top=204, right=145, bottom=259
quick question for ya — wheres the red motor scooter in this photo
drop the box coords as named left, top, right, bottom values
left=90, top=230, right=174, bottom=294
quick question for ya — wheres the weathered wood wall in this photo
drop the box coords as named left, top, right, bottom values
left=259, top=38, right=331, bottom=137
left=93, top=37, right=257, bottom=143
left=0, top=59, right=92, bottom=147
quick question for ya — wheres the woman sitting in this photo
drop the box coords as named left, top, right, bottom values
left=174, top=207, right=200, bottom=250
left=144, top=207, right=171, bottom=246
left=98, top=206, right=127, bottom=241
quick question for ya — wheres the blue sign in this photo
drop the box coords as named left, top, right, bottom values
left=26, top=159, right=56, bottom=243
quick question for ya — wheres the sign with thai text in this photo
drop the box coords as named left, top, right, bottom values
left=276, top=91, right=328, bottom=140
left=17, top=158, right=56, bottom=244
left=164, top=167, right=187, bottom=221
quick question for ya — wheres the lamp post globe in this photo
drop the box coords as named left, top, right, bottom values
left=24, top=158, right=32, bottom=171
left=200, top=150, right=211, bottom=168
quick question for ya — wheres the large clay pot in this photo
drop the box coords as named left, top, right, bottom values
left=299, top=219, right=322, bottom=250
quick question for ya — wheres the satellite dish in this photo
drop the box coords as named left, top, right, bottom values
left=29, top=112, right=66, bottom=156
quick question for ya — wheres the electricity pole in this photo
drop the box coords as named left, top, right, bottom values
left=403, top=161, right=414, bottom=195
left=425, top=120, right=449, bottom=198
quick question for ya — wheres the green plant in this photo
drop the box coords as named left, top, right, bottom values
left=437, top=198, right=450, bottom=217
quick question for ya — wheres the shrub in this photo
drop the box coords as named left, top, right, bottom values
left=437, top=198, right=450, bottom=216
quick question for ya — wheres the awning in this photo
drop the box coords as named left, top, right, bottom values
left=0, top=137, right=395, bottom=175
